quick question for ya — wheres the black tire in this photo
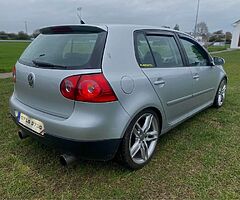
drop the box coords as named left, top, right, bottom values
left=118, top=109, right=160, bottom=170
left=213, top=78, right=227, bottom=108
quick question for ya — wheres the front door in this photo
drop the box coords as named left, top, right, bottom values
left=179, top=36, right=217, bottom=109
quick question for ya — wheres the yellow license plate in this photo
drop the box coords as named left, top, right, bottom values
left=18, top=112, right=45, bottom=135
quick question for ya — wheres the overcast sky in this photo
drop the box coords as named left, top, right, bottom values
left=0, top=0, right=239, bottom=34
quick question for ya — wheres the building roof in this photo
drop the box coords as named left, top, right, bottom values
left=233, top=19, right=240, bottom=25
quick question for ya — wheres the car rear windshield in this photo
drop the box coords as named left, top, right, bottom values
left=19, top=31, right=107, bottom=70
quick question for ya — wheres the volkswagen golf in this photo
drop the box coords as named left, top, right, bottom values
left=10, top=24, right=227, bottom=169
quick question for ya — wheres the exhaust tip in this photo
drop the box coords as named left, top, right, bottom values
left=60, top=154, right=77, bottom=166
left=18, top=130, right=29, bottom=139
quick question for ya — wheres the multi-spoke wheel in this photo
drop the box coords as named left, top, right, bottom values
left=119, top=109, right=160, bottom=170
left=213, top=79, right=227, bottom=108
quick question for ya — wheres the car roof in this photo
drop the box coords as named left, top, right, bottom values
left=39, top=23, right=192, bottom=38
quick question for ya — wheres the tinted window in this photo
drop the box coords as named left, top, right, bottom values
left=135, top=33, right=155, bottom=68
left=180, top=37, right=209, bottom=66
left=19, top=32, right=106, bottom=69
left=146, top=35, right=183, bottom=68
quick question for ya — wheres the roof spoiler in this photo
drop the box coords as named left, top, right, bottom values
left=40, top=25, right=106, bottom=34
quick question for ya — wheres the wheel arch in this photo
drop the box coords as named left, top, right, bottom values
left=120, top=106, right=164, bottom=139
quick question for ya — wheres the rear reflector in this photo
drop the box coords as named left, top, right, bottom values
left=12, top=66, right=16, bottom=83
left=60, top=73, right=117, bottom=103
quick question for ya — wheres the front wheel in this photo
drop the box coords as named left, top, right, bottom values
left=213, top=78, right=227, bottom=108
left=119, top=109, right=160, bottom=170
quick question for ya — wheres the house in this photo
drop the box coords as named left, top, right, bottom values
left=230, top=19, right=240, bottom=49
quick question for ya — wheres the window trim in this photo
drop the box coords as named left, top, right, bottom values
left=178, top=34, right=212, bottom=67
left=134, top=29, right=187, bottom=68
left=134, top=30, right=156, bottom=68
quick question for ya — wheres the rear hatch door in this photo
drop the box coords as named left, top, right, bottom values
left=14, top=25, right=107, bottom=118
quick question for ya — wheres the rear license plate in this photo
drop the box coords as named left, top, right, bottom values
left=18, top=112, right=45, bottom=135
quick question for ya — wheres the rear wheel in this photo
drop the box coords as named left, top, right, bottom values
left=119, top=109, right=160, bottom=170
left=213, top=79, right=227, bottom=108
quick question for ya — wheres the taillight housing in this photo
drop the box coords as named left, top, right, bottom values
left=60, top=73, right=117, bottom=103
left=12, top=66, right=16, bottom=83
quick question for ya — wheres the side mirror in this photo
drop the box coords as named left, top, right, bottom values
left=212, top=57, right=225, bottom=66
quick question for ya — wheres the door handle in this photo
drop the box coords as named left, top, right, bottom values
left=193, top=74, right=200, bottom=80
left=154, top=79, right=165, bottom=85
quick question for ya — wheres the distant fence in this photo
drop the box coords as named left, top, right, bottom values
left=0, top=40, right=31, bottom=43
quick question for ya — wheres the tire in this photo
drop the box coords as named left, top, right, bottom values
left=118, top=109, right=160, bottom=170
left=213, top=78, right=227, bottom=108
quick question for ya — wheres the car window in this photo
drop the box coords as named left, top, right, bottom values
left=180, top=37, right=209, bottom=66
left=19, top=32, right=106, bottom=69
left=62, top=35, right=98, bottom=65
left=135, top=33, right=155, bottom=68
left=146, top=35, right=183, bottom=68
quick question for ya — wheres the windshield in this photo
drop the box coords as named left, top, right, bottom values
left=19, top=32, right=107, bottom=70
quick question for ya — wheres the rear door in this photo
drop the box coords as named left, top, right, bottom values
left=15, top=26, right=107, bottom=118
left=135, top=30, right=193, bottom=125
left=178, top=35, right=217, bottom=108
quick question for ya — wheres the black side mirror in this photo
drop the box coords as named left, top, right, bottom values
left=212, top=57, right=225, bottom=66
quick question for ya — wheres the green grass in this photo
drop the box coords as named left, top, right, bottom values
left=0, top=42, right=29, bottom=73
left=207, top=44, right=230, bottom=52
left=0, top=50, right=240, bottom=199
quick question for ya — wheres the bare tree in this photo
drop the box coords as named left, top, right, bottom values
left=196, top=22, right=209, bottom=36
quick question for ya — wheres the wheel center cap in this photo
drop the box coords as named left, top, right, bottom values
left=140, top=133, right=146, bottom=141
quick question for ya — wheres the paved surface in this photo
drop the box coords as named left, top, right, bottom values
left=0, top=40, right=31, bottom=43
left=0, top=73, right=12, bottom=79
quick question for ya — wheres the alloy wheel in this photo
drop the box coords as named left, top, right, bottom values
left=129, top=113, right=159, bottom=164
left=217, top=81, right=227, bottom=106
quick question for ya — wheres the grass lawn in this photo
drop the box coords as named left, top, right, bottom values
left=0, top=50, right=240, bottom=199
left=0, top=42, right=29, bottom=73
left=207, top=44, right=230, bottom=52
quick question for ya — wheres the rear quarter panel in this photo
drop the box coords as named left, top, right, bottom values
left=102, top=26, right=168, bottom=135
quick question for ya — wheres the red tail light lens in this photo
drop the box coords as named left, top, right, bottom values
left=12, top=66, right=16, bottom=83
left=60, top=73, right=117, bottom=103
left=60, top=75, right=79, bottom=100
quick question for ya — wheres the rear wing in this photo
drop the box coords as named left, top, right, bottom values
left=40, top=25, right=107, bottom=34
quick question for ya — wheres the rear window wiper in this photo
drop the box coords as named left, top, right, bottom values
left=32, top=59, right=67, bottom=69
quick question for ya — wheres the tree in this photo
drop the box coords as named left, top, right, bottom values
left=7, top=33, right=17, bottom=40
left=225, top=32, right=232, bottom=44
left=209, top=30, right=225, bottom=42
left=173, top=24, right=180, bottom=31
left=17, top=31, right=30, bottom=40
left=196, top=22, right=209, bottom=36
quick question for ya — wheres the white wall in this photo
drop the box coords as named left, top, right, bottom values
left=231, top=23, right=240, bottom=49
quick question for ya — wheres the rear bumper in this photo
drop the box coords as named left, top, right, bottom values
left=12, top=115, right=121, bottom=161
left=9, top=93, right=130, bottom=160
left=9, top=94, right=130, bottom=141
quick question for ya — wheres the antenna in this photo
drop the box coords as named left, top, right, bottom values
left=77, top=7, right=85, bottom=24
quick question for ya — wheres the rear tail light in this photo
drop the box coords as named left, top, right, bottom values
left=60, top=73, right=117, bottom=103
left=12, top=66, right=16, bottom=83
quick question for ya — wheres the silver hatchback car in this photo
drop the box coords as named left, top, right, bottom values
left=10, top=24, right=227, bottom=169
